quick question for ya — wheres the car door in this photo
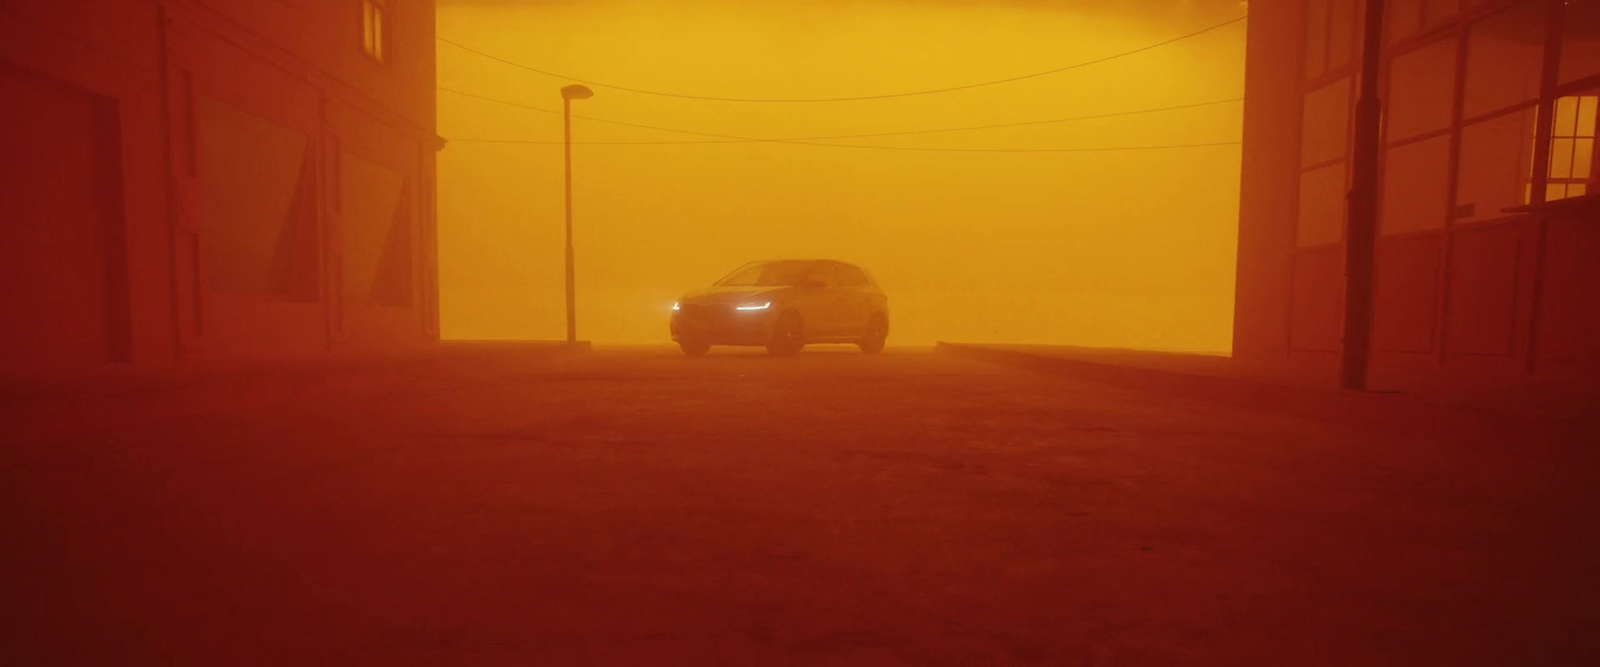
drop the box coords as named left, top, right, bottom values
left=789, top=262, right=842, bottom=338
left=827, top=262, right=872, bottom=337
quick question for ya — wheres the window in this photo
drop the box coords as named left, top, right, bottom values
left=1305, top=0, right=1359, bottom=80
left=834, top=264, right=869, bottom=288
left=716, top=261, right=814, bottom=287
left=1381, top=134, right=1453, bottom=234
left=1303, top=77, right=1352, bottom=166
left=1423, top=0, right=1460, bottom=28
left=341, top=153, right=412, bottom=306
left=1561, top=0, right=1600, bottom=86
left=1463, top=0, right=1548, bottom=119
left=1387, top=0, right=1422, bottom=44
left=362, top=0, right=389, bottom=63
left=1387, top=38, right=1458, bottom=141
left=1546, top=94, right=1598, bottom=201
left=1298, top=163, right=1347, bottom=247
left=197, top=96, right=317, bottom=299
left=1455, top=106, right=1539, bottom=222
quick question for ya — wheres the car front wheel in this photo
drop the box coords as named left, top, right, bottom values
left=679, top=340, right=711, bottom=356
left=766, top=311, right=805, bottom=356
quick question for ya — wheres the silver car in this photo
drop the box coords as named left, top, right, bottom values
left=670, top=259, right=890, bottom=356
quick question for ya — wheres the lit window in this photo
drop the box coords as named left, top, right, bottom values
left=362, top=0, right=388, bottom=63
left=1546, top=95, right=1598, bottom=201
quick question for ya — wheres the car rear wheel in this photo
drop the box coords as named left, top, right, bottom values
left=679, top=340, right=711, bottom=357
left=858, top=314, right=888, bottom=354
left=766, top=311, right=805, bottom=356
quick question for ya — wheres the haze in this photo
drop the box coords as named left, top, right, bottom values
left=436, top=0, right=1248, bottom=350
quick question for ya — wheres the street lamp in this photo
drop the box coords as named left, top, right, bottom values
left=560, top=84, right=593, bottom=344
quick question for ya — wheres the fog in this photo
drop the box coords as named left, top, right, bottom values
left=436, top=0, right=1248, bottom=351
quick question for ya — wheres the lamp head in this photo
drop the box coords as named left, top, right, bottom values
left=561, top=84, right=595, bottom=100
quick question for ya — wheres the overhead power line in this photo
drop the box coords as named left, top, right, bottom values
left=448, top=135, right=1240, bottom=153
left=440, top=86, right=1240, bottom=153
left=437, top=14, right=1247, bottom=103
left=438, top=86, right=1243, bottom=146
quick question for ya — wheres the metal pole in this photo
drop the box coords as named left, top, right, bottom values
left=1341, top=0, right=1386, bottom=391
left=563, top=96, right=577, bottom=344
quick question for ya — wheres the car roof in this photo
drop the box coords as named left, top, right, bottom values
left=757, top=259, right=858, bottom=267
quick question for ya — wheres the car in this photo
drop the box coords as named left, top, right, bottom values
left=670, top=259, right=890, bottom=356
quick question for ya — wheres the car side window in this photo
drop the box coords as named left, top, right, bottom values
left=834, top=264, right=869, bottom=288
left=801, top=264, right=833, bottom=287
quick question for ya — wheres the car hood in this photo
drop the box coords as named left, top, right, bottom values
left=680, top=285, right=794, bottom=305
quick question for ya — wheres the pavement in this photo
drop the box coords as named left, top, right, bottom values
left=937, top=342, right=1600, bottom=451
left=2, top=346, right=1595, bottom=665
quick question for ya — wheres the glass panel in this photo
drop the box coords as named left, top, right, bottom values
left=1580, top=96, right=1599, bottom=137
left=363, top=2, right=373, bottom=54
left=1381, top=134, right=1451, bottom=235
left=1329, top=0, right=1358, bottom=72
left=1306, top=0, right=1330, bottom=80
left=1303, top=77, right=1352, bottom=166
left=373, top=7, right=385, bottom=61
left=197, top=95, right=313, bottom=296
left=1571, top=184, right=1589, bottom=197
left=1553, top=95, right=1580, bottom=136
left=1388, top=0, right=1422, bottom=44
left=1298, top=163, right=1347, bottom=247
left=1464, top=0, right=1549, bottom=118
left=1550, top=138, right=1576, bottom=178
left=1560, top=0, right=1600, bottom=85
left=1576, top=139, right=1595, bottom=180
left=342, top=153, right=408, bottom=303
left=1425, top=0, right=1460, bottom=26
left=1387, top=38, right=1458, bottom=141
left=1455, top=106, right=1538, bottom=223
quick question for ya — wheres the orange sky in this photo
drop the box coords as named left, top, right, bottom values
left=436, top=0, right=1248, bottom=351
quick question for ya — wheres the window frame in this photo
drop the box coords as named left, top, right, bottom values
left=1544, top=93, right=1599, bottom=200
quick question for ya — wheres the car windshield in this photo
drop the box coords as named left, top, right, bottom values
left=716, top=261, right=814, bottom=287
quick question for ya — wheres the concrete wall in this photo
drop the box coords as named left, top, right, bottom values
left=0, top=0, right=440, bottom=373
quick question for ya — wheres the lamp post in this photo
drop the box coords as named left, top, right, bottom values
left=560, top=84, right=593, bottom=344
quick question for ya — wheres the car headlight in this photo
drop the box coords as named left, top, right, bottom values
left=672, top=302, right=681, bottom=311
left=735, top=302, right=771, bottom=311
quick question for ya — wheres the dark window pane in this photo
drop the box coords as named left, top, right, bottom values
left=1330, top=0, right=1359, bottom=71
left=342, top=152, right=409, bottom=304
left=1455, top=106, right=1538, bottom=223
left=1464, top=0, right=1549, bottom=118
left=835, top=265, right=869, bottom=287
left=1303, top=77, right=1352, bottom=166
left=1306, top=0, right=1330, bottom=80
left=198, top=95, right=314, bottom=296
left=1387, top=38, right=1458, bottom=141
left=1561, top=0, right=1600, bottom=85
left=1388, top=0, right=1422, bottom=44
left=1425, top=0, right=1461, bottom=27
left=1298, top=162, right=1347, bottom=247
left=1381, top=134, right=1452, bottom=235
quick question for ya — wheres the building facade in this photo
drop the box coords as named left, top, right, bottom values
left=1235, top=0, right=1600, bottom=389
left=0, top=0, right=440, bottom=373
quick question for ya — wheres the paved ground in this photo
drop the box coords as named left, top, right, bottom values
left=2, top=347, right=1595, bottom=665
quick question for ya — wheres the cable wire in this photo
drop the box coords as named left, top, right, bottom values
left=437, top=14, right=1246, bottom=103
left=439, top=85, right=1242, bottom=151
left=444, top=96, right=1243, bottom=145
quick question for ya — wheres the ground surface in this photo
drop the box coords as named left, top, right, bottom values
left=2, top=347, right=1594, bottom=665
